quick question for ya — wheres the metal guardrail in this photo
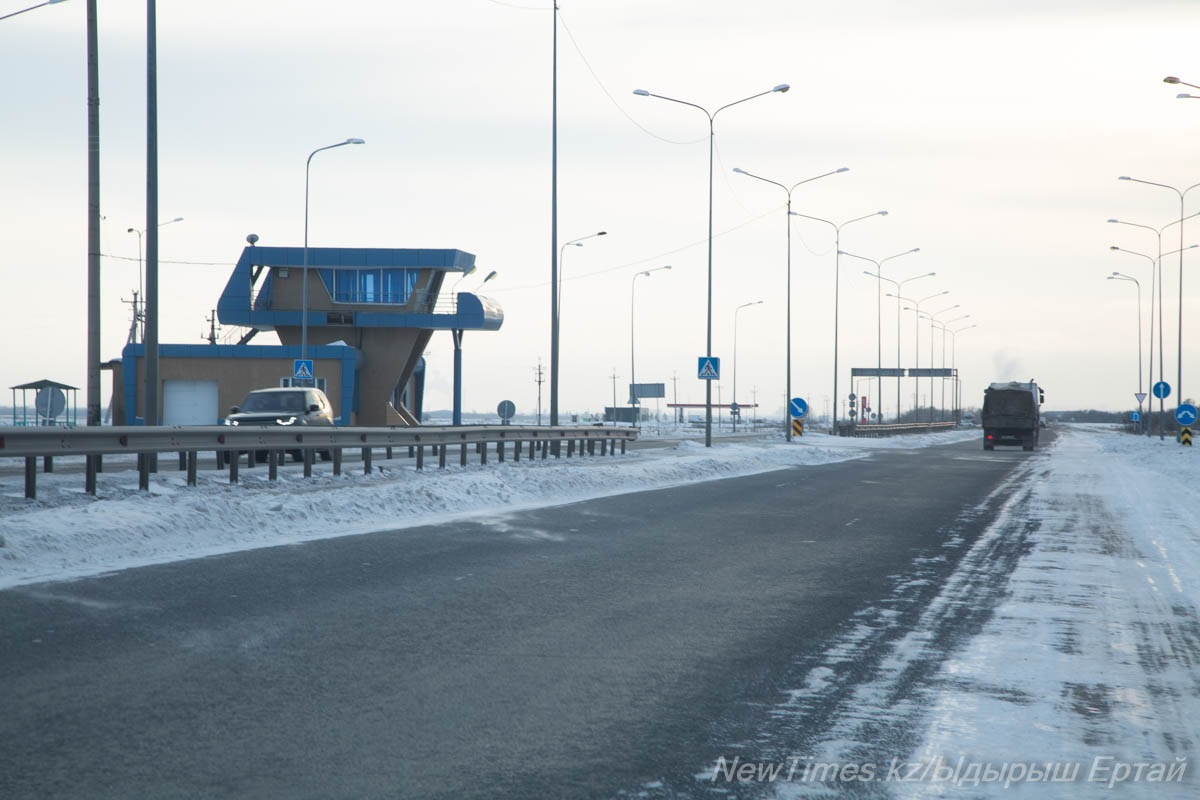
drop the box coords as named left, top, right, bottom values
left=0, top=424, right=638, bottom=500
left=836, top=421, right=959, bottom=437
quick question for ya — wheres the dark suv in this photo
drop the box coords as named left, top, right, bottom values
left=223, top=387, right=335, bottom=463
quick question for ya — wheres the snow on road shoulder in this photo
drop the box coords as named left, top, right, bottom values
left=897, top=426, right=1200, bottom=795
left=0, top=429, right=974, bottom=590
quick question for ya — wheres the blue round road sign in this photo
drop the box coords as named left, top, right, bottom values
left=1176, top=403, right=1198, bottom=427
left=1153, top=381, right=1171, bottom=400
left=789, top=397, right=808, bottom=418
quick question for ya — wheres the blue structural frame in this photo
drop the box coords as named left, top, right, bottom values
left=121, top=343, right=359, bottom=425
left=217, top=245, right=500, bottom=333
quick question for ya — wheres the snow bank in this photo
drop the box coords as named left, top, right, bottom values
left=0, top=429, right=976, bottom=589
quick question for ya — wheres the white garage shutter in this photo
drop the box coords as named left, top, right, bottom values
left=163, top=380, right=219, bottom=425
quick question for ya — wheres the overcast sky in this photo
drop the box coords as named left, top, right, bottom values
left=2, top=0, right=1199, bottom=420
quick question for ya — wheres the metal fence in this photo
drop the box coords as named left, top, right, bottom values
left=0, top=424, right=637, bottom=500
left=835, top=421, right=959, bottom=438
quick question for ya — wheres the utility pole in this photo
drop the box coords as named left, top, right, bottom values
left=610, top=368, right=619, bottom=426
left=122, top=292, right=142, bottom=346
left=203, top=309, right=219, bottom=345
left=534, top=359, right=545, bottom=425
left=671, top=371, right=680, bottom=424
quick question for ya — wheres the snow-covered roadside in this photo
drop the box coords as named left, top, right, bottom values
left=0, top=429, right=978, bottom=590
left=760, top=425, right=1200, bottom=798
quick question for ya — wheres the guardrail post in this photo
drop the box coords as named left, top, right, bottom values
left=541, top=440, right=548, bottom=460
left=303, top=448, right=313, bottom=478
left=24, top=456, right=36, bottom=500
left=588, top=440, right=595, bottom=456
left=138, top=453, right=150, bottom=491
left=42, top=455, right=54, bottom=474
left=601, top=439, right=608, bottom=456
left=268, top=449, right=279, bottom=481
left=496, top=441, right=505, bottom=462
left=408, top=445, right=415, bottom=459
left=187, top=451, right=198, bottom=487
left=438, top=444, right=447, bottom=469
left=229, top=453, right=239, bottom=484
left=416, top=445, right=424, bottom=471
left=178, top=451, right=186, bottom=471
left=85, top=455, right=98, bottom=495
left=386, top=446, right=393, bottom=460
left=480, top=442, right=487, bottom=465
left=362, top=447, right=372, bottom=474
left=567, top=440, right=575, bottom=458
left=621, top=439, right=627, bottom=454
left=247, top=449, right=257, bottom=469
left=333, top=448, right=343, bottom=476
left=514, top=441, right=521, bottom=462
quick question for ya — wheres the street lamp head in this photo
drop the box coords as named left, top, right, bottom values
left=345, top=138, right=365, bottom=145
left=1165, top=76, right=1181, bottom=84
left=1118, top=176, right=1132, bottom=181
left=1106, top=219, right=1119, bottom=224
left=597, top=231, right=608, bottom=236
left=633, top=89, right=650, bottom=96
left=126, top=227, right=135, bottom=233
left=1109, top=245, right=1120, bottom=251
left=877, top=210, right=889, bottom=217
left=481, top=270, right=498, bottom=285
left=835, top=167, right=850, bottom=173
left=246, top=233, right=259, bottom=245
left=732, top=167, right=747, bottom=174
left=773, top=84, right=790, bottom=93
left=1179, top=94, right=1198, bottom=99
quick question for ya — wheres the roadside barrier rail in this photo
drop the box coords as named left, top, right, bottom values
left=835, top=421, right=958, bottom=437
left=0, top=424, right=638, bottom=500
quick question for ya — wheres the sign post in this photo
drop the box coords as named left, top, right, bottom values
left=1176, top=403, right=1196, bottom=447
left=789, top=397, right=808, bottom=440
left=1153, top=381, right=1171, bottom=441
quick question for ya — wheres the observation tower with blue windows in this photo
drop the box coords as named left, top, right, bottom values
left=117, top=244, right=502, bottom=427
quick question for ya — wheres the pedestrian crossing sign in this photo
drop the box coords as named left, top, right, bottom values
left=293, top=359, right=314, bottom=381
left=697, top=357, right=720, bottom=380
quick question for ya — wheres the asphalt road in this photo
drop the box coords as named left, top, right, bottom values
left=0, top=434, right=1045, bottom=799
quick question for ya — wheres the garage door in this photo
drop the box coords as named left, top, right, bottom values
left=163, top=380, right=219, bottom=425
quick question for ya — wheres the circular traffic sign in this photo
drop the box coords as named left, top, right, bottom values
left=497, top=400, right=516, bottom=420
left=1176, top=403, right=1198, bottom=427
left=789, top=397, right=808, bottom=418
left=1153, top=381, right=1171, bottom=400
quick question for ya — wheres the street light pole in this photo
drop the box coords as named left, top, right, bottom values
left=948, top=323, right=976, bottom=421
left=126, top=216, right=182, bottom=343
left=1118, top=175, right=1200, bottom=407
left=732, top=166, right=848, bottom=441
left=631, top=265, right=671, bottom=427
left=0, top=0, right=67, bottom=21
left=840, top=248, right=920, bottom=422
left=790, top=210, right=888, bottom=431
left=859, top=269, right=934, bottom=422
left=634, top=82, right=790, bottom=447
left=553, top=231, right=606, bottom=413
left=732, top=300, right=763, bottom=432
left=301, top=138, right=364, bottom=368
left=1108, top=272, right=1143, bottom=426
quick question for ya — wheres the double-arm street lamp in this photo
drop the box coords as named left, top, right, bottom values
left=840, top=248, right=920, bottom=421
left=732, top=300, right=764, bottom=432
left=630, top=265, right=671, bottom=426
left=732, top=166, right=848, bottom=440
left=634, top=83, right=790, bottom=446
left=895, top=291, right=949, bottom=418
left=790, top=211, right=888, bottom=429
left=1110, top=244, right=1156, bottom=431
left=948, top=323, right=976, bottom=420
left=1117, top=175, right=1200, bottom=405
left=301, top=138, right=364, bottom=366
left=932, top=313, right=969, bottom=420
left=859, top=268, right=934, bottom=422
